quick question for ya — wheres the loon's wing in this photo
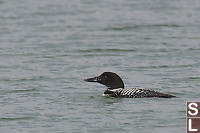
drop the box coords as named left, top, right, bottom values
left=119, top=88, right=175, bottom=98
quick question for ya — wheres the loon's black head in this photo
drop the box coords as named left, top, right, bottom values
left=84, top=72, right=124, bottom=89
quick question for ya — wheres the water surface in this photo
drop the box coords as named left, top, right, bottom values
left=0, top=0, right=200, bottom=133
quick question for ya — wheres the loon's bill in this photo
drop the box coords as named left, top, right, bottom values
left=84, top=72, right=176, bottom=98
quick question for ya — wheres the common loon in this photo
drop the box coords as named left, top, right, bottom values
left=84, top=72, right=176, bottom=98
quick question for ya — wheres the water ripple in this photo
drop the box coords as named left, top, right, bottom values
left=0, top=76, right=50, bottom=82
left=104, top=24, right=181, bottom=31
left=136, top=64, right=194, bottom=69
left=78, top=48, right=136, bottom=53
left=0, top=88, right=38, bottom=94
left=0, top=116, right=33, bottom=121
left=7, top=88, right=37, bottom=93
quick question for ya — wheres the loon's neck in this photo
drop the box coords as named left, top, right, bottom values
left=103, top=88, right=123, bottom=97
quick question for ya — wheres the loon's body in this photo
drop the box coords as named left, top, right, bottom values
left=85, top=72, right=176, bottom=98
left=103, top=88, right=175, bottom=98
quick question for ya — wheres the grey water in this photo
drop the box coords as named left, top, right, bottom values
left=0, top=0, right=200, bottom=132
